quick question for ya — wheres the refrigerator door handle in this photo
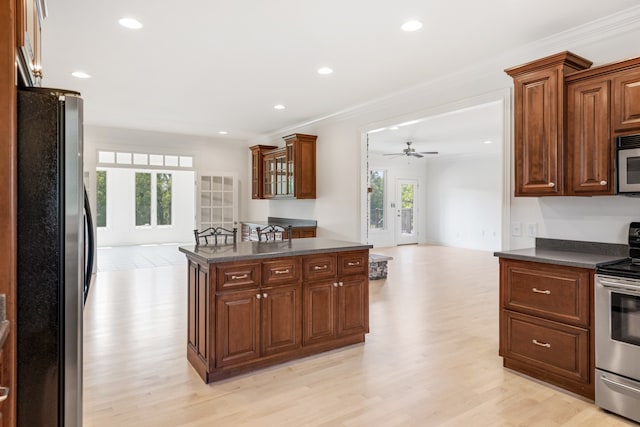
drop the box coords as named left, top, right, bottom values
left=84, top=186, right=95, bottom=305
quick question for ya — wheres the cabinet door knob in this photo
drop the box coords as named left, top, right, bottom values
left=600, top=180, right=607, bottom=186
left=0, top=386, right=8, bottom=402
left=263, top=293, right=268, bottom=298
left=548, top=182, right=555, bottom=188
left=339, top=282, right=344, bottom=287
left=256, top=294, right=262, bottom=299
left=333, top=282, right=338, bottom=287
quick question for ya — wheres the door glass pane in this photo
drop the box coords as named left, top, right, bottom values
left=201, top=176, right=211, bottom=191
left=156, top=173, right=172, bottom=226
left=369, top=170, right=385, bottom=229
left=200, top=207, right=211, bottom=223
left=212, top=191, right=222, bottom=206
left=212, top=208, right=222, bottom=223
left=223, top=207, right=233, bottom=222
left=224, top=177, right=233, bottom=191
left=135, top=172, right=151, bottom=226
left=96, top=170, right=107, bottom=228
left=212, top=176, right=222, bottom=191
left=400, top=183, right=414, bottom=234
left=223, top=192, right=233, bottom=206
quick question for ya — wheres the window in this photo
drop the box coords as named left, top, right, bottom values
left=96, top=170, right=107, bottom=227
left=135, top=172, right=173, bottom=227
left=135, top=172, right=151, bottom=226
left=156, top=173, right=172, bottom=226
left=97, top=150, right=194, bottom=169
left=369, top=170, right=385, bottom=229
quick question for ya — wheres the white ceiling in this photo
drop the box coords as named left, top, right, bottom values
left=41, top=1, right=640, bottom=141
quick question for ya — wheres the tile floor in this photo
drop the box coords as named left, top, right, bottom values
left=96, top=243, right=190, bottom=272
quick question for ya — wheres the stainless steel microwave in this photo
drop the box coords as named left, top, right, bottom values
left=617, top=134, right=640, bottom=194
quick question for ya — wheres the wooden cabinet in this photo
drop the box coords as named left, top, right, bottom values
left=250, top=145, right=277, bottom=199
left=290, top=227, right=317, bottom=239
left=613, top=67, right=640, bottom=132
left=566, top=78, right=613, bottom=195
left=505, top=52, right=592, bottom=196
left=302, top=251, right=369, bottom=347
left=16, top=0, right=46, bottom=87
left=249, top=133, right=317, bottom=200
left=185, top=249, right=369, bottom=382
left=499, top=258, right=594, bottom=398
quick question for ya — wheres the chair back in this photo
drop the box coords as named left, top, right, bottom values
left=194, top=227, right=237, bottom=246
left=256, top=224, right=292, bottom=243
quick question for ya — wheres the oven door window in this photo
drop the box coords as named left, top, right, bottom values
left=627, top=157, right=640, bottom=184
left=611, top=292, right=640, bottom=346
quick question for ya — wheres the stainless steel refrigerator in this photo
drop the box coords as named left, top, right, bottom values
left=17, top=87, right=94, bottom=427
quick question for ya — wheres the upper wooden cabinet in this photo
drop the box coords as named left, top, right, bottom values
left=505, top=52, right=592, bottom=196
left=250, top=133, right=317, bottom=200
left=613, top=67, right=640, bottom=132
left=566, top=78, right=613, bottom=195
left=16, top=0, right=46, bottom=87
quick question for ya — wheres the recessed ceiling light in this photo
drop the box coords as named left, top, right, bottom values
left=401, top=20, right=423, bottom=32
left=274, top=104, right=286, bottom=110
left=118, top=17, right=143, bottom=29
left=219, top=131, right=228, bottom=135
left=317, top=67, right=333, bottom=75
left=483, top=140, right=494, bottom=144
left=389, top=126, right=399, bottom=131
left=71, top=71, right=91, bottom=79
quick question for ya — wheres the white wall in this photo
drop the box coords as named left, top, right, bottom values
left=424, top=153, right=502, bottom=251
left=367, top=152, right=429, bottom=247
left=84, top=125, right=250, bottom=246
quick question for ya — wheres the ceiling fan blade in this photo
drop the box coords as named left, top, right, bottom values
left=418, top=151, right=439, bottom=155
left=410, top=153, right=424, bottom=158
left=382, top=153, right=403, bottom=156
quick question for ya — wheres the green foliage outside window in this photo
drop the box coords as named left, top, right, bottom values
left=369, top=170, right=385, bottom=229
left=135, top=172, right=151, bottom=226
left=401, top=184, right=414, bottom=209
left=96, top=170, right=107, bottom=227
left=156, top=173, right=172, bottom=226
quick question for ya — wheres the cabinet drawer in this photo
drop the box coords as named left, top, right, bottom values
left=501, top=259, right=590, bottom=326
left=502, top=311, right=589, bottom=384
left=216, top=262, right=261, bottom=292
left=338, top=251, right=368, bottom=276
left=302, top=254, right=337, bottom=281
left=262, top=258, right=299, bottom=286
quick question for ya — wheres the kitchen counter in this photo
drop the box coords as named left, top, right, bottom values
left=241, top=216, right=318, bottom=228
left=179, top=238, right=371, bottom=264
left=494, top=238, right=628, bottom=269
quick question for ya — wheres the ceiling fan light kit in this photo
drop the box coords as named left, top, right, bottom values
left=382, top=141, right=438, bottom=158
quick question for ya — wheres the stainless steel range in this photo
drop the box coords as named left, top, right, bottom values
left=595, top=222, right=640, bottom=423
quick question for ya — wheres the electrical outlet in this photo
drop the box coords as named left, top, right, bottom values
left=511, top=222, right=522, bottom=237
left=527, top=223, right=537, bottom=237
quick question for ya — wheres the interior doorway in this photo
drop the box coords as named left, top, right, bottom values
left=396, top=179, right=419, bottom=245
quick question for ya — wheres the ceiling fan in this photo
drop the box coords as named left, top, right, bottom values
left=382, top=141, right=438, bottom=158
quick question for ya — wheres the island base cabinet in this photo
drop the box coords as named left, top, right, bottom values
left=185, top=248, right=369, bottom=383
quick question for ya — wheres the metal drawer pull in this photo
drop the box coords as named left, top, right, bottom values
left=532, top=339, right=551, bottom=348
left=231, top=274, right=248, bottom=280
left=333, top=283, right=338, bottom=287
left=347, top=261, right=360, bottom=266
left=314, top=265, right=328, bottom=270
left=601, top=376, right=640, bottom=395
left=0, top=387, right=8, bottom=402
left=274, top=269, right=290, bottom=275
left=263, top=293, right=267, bottom=298
left=532, top=288, right=551, bottom=295
left=256, top=294, right=261, bottom=299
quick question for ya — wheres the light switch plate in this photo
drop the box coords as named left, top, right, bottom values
left=511, top=222, right=522, bottom=237
left=527, top=223, right=537, bottom=237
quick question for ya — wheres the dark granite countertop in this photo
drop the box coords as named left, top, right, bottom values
left=494, top=238, right=628, bottom=269
left=179, top=238, right=372, bottom=264
left=240, top=217, right=317, bottom=228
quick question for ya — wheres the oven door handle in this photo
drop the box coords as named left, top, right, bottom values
left=601, top=375, right=640, bottom=396
left=598, top=279, right=640, bottom=296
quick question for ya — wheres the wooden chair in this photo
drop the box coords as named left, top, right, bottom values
left=256, top=224, right=292, bottom=243
left=193, top=226, right=237, bottom=246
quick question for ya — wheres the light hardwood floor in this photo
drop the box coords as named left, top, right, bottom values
left=83, top=245, right=636, bottom=427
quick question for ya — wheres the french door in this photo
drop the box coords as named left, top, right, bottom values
left=197, top=173, right=238, bottom=232
left=396, top=179, right=418, bottom=245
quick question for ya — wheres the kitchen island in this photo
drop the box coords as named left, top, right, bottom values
left=179, top=238, right=372, bottom=382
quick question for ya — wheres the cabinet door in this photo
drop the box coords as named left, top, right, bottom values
left=613, top=69, right=640, bottom=132
left=261, top=285, right=301, bottom=356
left=251, top=149, right=260, bottom=199
left=513, top=68, right=563, bottom=196
left=215, top=290, right=261, bottom=367
left=337, top=275, right=368, bottom=336
left=263, top=155, right=275, bottom=198
left=275, top=152, right=287, bottom=196
left=303, top=280, right=336, bottom=345
left=567, top=79, right=613, bottom=195
left=16, top=0, right=44, bottom=86
left=188, top=261, right=210, bottom=362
